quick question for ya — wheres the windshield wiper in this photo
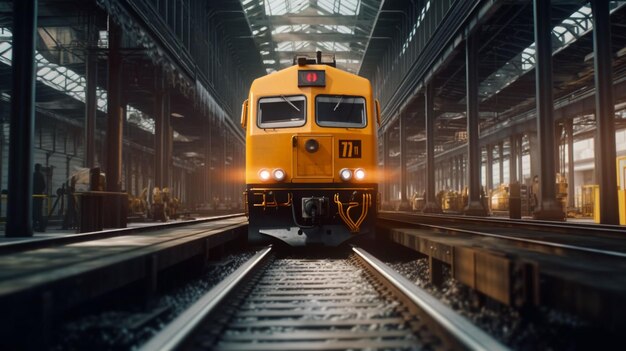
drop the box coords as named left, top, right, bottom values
left=281, top=95, right=300, bottom=112
left=333, top=96, right=343, bottom=111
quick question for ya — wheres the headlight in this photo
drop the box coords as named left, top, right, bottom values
left=339, top=168, right=352, bottom=181
left=354, top=168, right=366, bottom=180
left=273, top=168, right=286, bottom=181
left=259, top=169, right=271, bottom=181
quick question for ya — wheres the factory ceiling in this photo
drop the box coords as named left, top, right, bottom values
left=239, top=0, right=383, bottom=74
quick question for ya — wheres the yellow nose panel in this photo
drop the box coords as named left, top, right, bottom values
left=293, top=135, right=333, bottom=178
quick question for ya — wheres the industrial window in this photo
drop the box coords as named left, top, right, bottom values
left=315, top=95, right=366, bottom=128
left=257, top=95, right=306, bottom=128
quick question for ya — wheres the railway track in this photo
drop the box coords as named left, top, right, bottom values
left=141, top=246, right=508, bottom=351
left=376, top=211, right=626, bottom=331
left=379, top=211, right=626, bottom=258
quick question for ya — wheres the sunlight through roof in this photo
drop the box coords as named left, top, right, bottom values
left=240, top=0, right=381, bottom=74
left=0, top=27, right=156, bottom=134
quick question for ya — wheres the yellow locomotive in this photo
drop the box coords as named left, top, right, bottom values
left=241, top=52, right=380, bottom=246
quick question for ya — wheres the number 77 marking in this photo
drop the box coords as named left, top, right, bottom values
left=339, top=140, right=361, bottom=158
left=340, top=141, right=353, bottom=158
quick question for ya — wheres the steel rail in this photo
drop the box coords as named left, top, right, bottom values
left=379, top=212, right=626, bottom=259
left=139, top=246, right=273, bottom=351
left=382, top=211, right=626, bottom=235
left=142, top=245, right=509, bottom=350
left=352, top=246, right=510, bottom=351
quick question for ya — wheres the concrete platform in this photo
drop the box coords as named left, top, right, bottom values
left=0, top=215, right=248, bottom=348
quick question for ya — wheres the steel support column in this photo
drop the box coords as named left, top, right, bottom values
left=498, top=141, right=504, bottom=185
left=383, top=129, right=390, bottom=205
left=456, top=157, right=460, bottom=191
left=449, top=159, right=454, bottom=190
left=84, top=15, right=97, bottom=169
left=424, top=83, right=441, bottom=213
left=486, top=144, right=494, bottom=191
left=528, top=133, right=539, bottom=184
left=398, top=113, right=410, bottom=210
left=509, top=135, right=518, bottom=184
left=0, top=127, right=3, bottom=218
left=450, top=156, right=459, bottom=191
left=464, top=33, right=487, bottom=216
left=164, top=95, right=172, bottom=188
left=592, top=0, right=619, bottom=224
left=555, top=124, right=563, bottom=175
left=517, top=136, right=523, bottom=182
left=134, top=156, right=140, bottom=197
left=124, top=153, right=132, bottom=193
left=206, top=120, right=213, bottom=206
left=207, top=118, right=213, bottom=204
left=106, top=21, right=123, bottom=192
left=533, top=0, right=564, bottom=220
left=459, top=155, right=467, bottom=191
left=154, top=72, right=166, bottom=188
left=220, top=130, right=226, bottom=201
left=565, top=120, right=575, bottom=209
left=6, top=0, right=37, bottom=237
left=449, top=160, right=454, bottom=191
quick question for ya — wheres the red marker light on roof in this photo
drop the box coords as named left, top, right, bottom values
left=298, top=70, right=325, bottom=87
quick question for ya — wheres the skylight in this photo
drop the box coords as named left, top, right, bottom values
left=0, top=28, right=109, bottom=112
left=479, top=2, right=624, bottom=101
left=0, top=27, right=155, bottom=134
left=264, top=0, right=309, bottom=15
left=318, top=0, right=360, bottom=15
left=241, top=0, right=381, bottom=74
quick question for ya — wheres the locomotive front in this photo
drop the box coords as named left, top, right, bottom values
left=242, top=56, right=380, bottom=246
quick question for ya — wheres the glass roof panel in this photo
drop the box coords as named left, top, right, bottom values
left=0, top=27, right=156, bottom=134
left=479, top=2, right=625, bottom=101
left=241, top=0, right=382, bottom=74
left=273, top=25, right=310, bottom=34
left=321, top=25, right=354, bottom=34
left=0, top=47, right=12, bottom=65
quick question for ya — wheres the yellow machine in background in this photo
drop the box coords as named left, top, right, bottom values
left=242, top=52, right=380, bottom=246
left=581, top=184, right=597, bottom=218
left=585, top=156, right=626, bottom=224
left=490, top=184, right=510, bottom=212
left=411, top=192, right=424, bottom=211
left=617, top=156, right=626, bottom=224
left=489, top=179, right=562, bottom=216
left=441, top=190, right=463, bottom=212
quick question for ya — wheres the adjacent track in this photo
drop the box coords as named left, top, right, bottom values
left=379, top=211, right=626, bottom=259
left=141, top=246, right=508, bottom=351
left=377, top=210, right=626, bottom=329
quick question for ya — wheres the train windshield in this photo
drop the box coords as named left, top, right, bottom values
left=258, top=95, right=306, bottom=128
left=315, top=95, right=366, bottom=128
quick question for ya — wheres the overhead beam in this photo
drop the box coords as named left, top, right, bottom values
left=36, top=16, right=89, bottom=27
left=271, top=32, right=368, bottom=42
left=258, top=16, right=373, bottom=26
left=274, top=51, right=363, bottom=61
